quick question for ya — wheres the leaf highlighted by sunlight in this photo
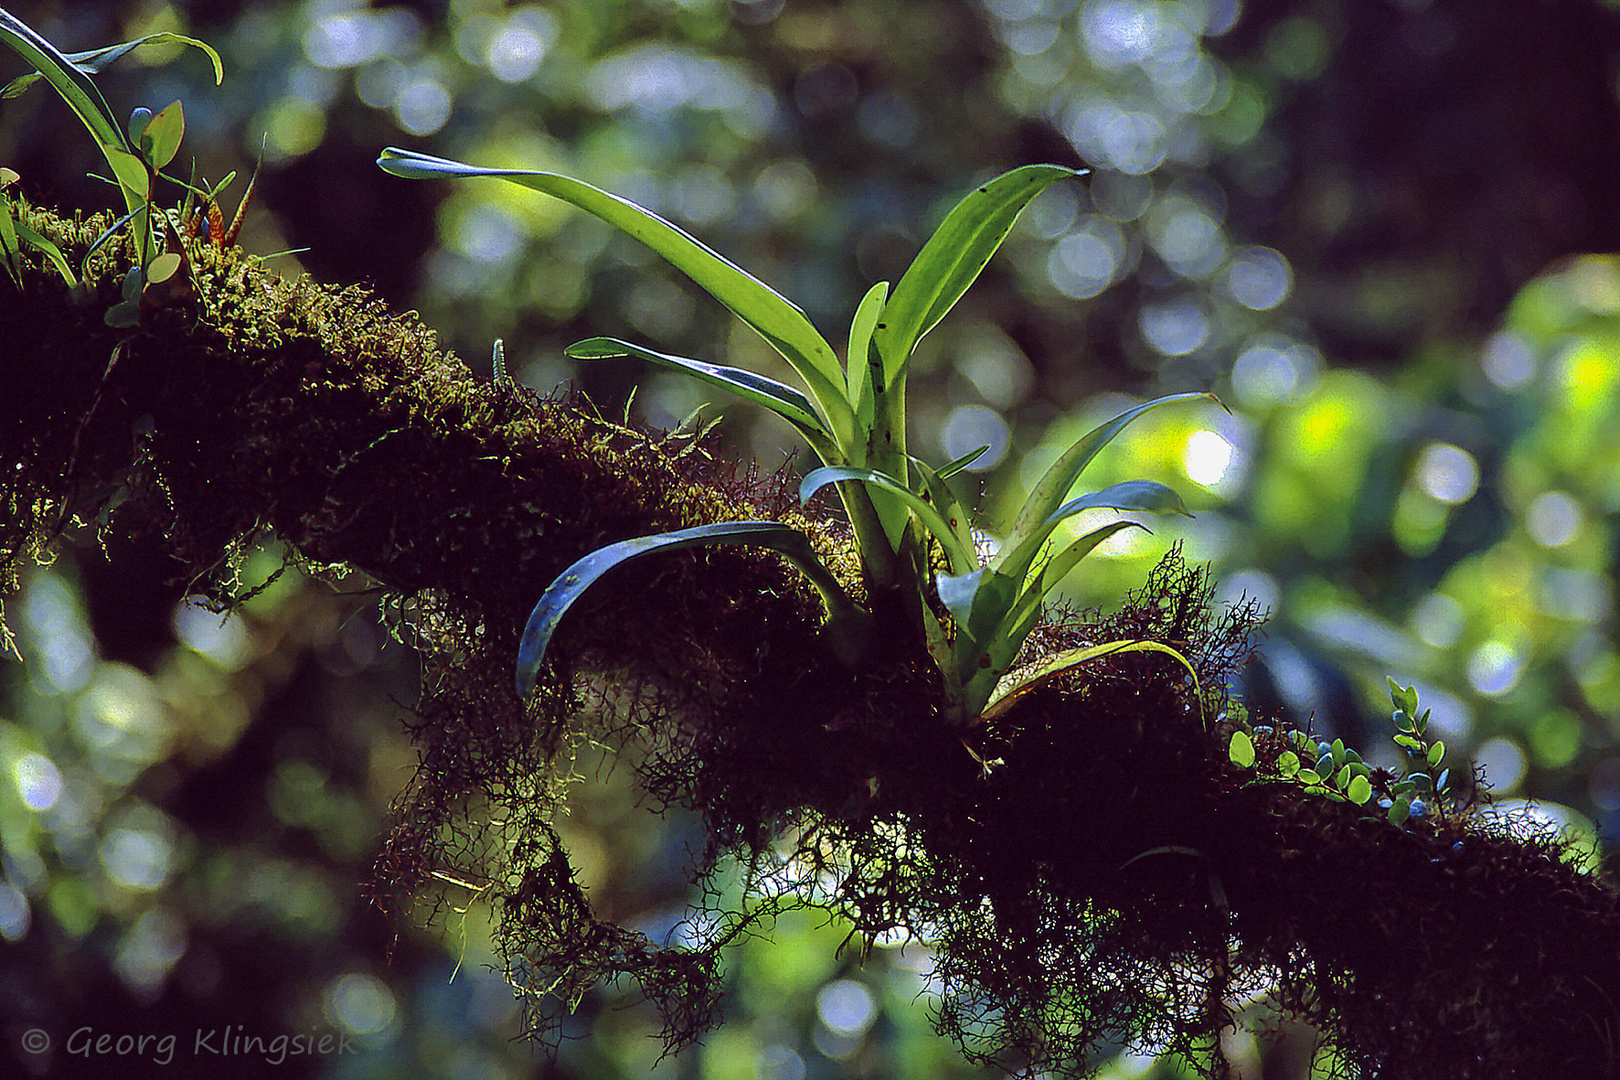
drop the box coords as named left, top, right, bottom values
left=874, top=165, right=1080, bottom=380
left=377, top=147, right=854, bottom=451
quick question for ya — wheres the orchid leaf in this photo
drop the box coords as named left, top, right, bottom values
left=846, top=280, right=888, bottom=454
left=515, top=522, right=861, bottom=699
left=800, top=465, right=975, bottom=575
left=993, top=393, right=1210, bottom=584
left=1045, top=480, right=1191, bottom=528
left=935, top=444, right=990, bottom=479
left=908, top=455, right=978, bottom=574
left=981, top=639, right=1203, bottom=722
left=378, top=148, right=854, bottom=451
left=873, top=165, right=1079, bottom=380
left=1025, top=520, right=1147, bottom=602
left=567, top=337, right=836, bottom=458
left=0, top=197, right=20, bottom=283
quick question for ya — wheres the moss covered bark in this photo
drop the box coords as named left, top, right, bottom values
left=5, top=202, right=1620, bottom=1080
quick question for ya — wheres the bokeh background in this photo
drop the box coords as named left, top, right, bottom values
left=4, top=0, right=1620, bottom=1076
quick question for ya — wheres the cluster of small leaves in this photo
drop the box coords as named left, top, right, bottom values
left=1228, top=677, right=1449, bottom=826
left=0, top=11, right=247, bottom=327
left=1380, top=678, right=1449, bottom=825
left=1265, top=730, right=1376, bottom=807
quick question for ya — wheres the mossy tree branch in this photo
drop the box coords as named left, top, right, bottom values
left=5, top=204, right=1620, bottom=1080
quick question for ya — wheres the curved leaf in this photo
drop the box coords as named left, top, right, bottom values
left=873, top=165, right=1079, bottom=380
left=1025, top=520, right=1147, bottom=603
left=800, top=465, right=975, bottom=575
left=516, top=522, right=860, bottom=699
left=845, top=280, right=888, bottom=458
left=66, top=33, right=223, bottom=82
left=0, top=198, right=19, bottom=283
left=0, top=9, right=128, bottom=156
left=566, top=337, right=836, bottom=459
left=934, top=444, right=990, bottom=480
left=993, top=393, right=1210, bottom=584
left=908, top=455, right=978, bottom=574
left=378, top=148, right=853, bottom=450
left=1044, top=479, right=1190, bottom=528
left=981, top=639, right=1203, bottom=723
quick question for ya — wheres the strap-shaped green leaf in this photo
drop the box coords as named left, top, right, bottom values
left=845, top=280, right=888, bottom=459
left=0, top=197, right=20, bottom=283
left=945, top=518, right=1147, bottom=720
left=873, top=164, right=1079, bottom=380
left=993, top=393, right=1209, bottom=584
left=974, top=520, right=1144, bottom=683
left=1044, top=479, right=1190, bottom=528
left=938, top=564, right=1019, bottom=653
left=0, top=32, right=225, bottom=99
left=994, top=479, right=1188, bottom=588
left=981, top=639, right=1202, bottom=723
left=934, top=444, right=990, bottom=479
left=15, top=218, right=80, bottom=286
left=907, top=455, right=979, bottom=576
left=0, top=9, right=128, bottom=156
left=566, top=336, right=837, bottom=460
left=378, top=148, right=853, bottom=451
left=800, top=464, right=975, bottom=575
left=515, top=522, right=860, bottom=699
left=1024, top=519, right=1146, bottom=605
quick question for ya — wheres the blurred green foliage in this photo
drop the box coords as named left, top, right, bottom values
left=5, top=0, right=1620, bottom=1077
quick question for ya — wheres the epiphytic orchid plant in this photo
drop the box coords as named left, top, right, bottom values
left=377, top=147, right=1213, bottom=725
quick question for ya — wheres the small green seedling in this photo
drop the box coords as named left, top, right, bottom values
left=1382, top=678, right=1448, bottom=825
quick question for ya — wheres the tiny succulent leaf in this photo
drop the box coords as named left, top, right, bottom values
left=1277, top=751, right=1300, bottom=777
left=127, top=105, right=153, bottom=145
left=1229, top=730, right=1255, bottom=768
left=377, top=148, right=854, bottom=451
left=1388, top=677, right=1419, bottom=717
left=142, top=99, right=184, bottom=168
left=145, top=251, right=182, bottom=284
left=105, top=147, right=150, bottom=199
left=515, top=522, right=860, bottom=699
left=874, top=164, right=1080, bottom=380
